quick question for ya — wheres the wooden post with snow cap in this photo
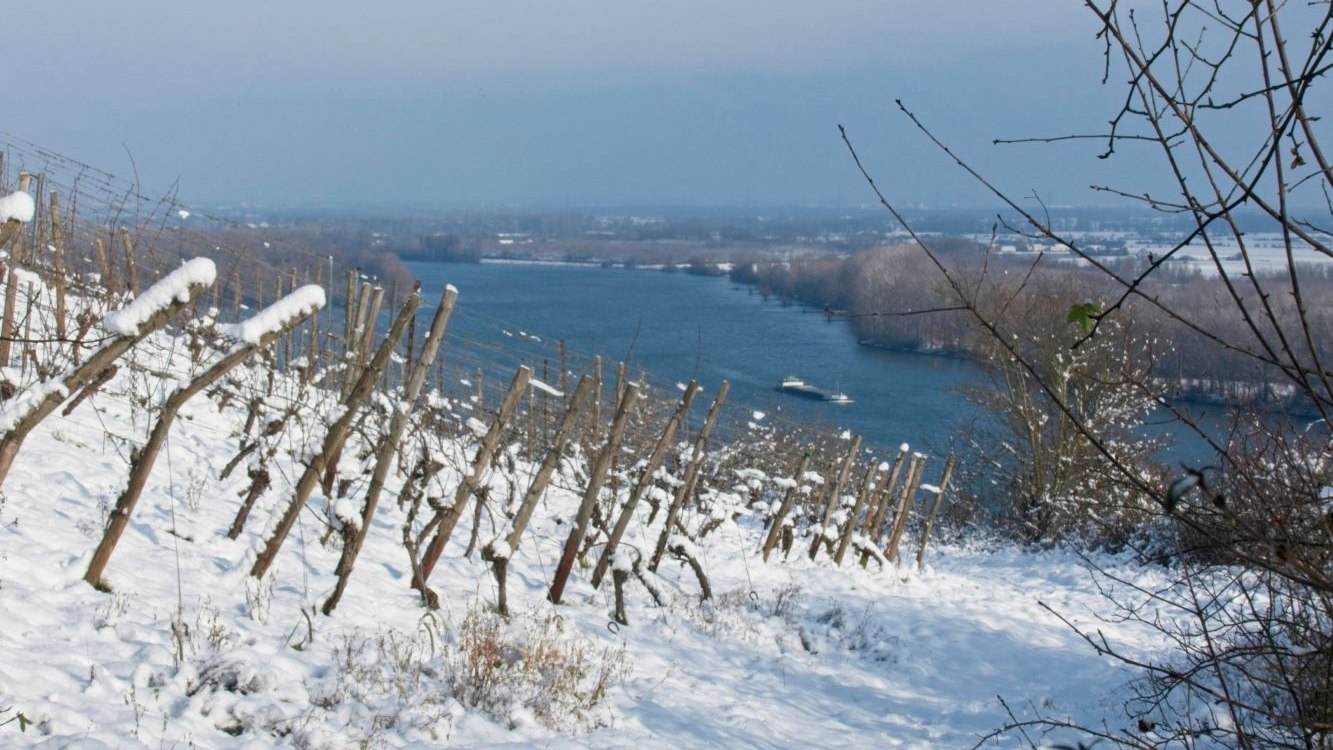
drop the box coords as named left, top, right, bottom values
left=415, top=365, right=532, bottom=591
left=484, top=374, right=595, bottom=615
left=251, top=288, right=420, bottom=580
left=884, top=452, right=927, bottom=564
left=0, top=175, right=34, bottom=368
left=85, top=285, right=324, bottom=587
left=0, top=175, right=34, bottom=253
left=322, top=284, right=455, bottom=615
left=915, top=453, right=956, bottom=571
left=591, top=380, right=700, bottom=589
left=649, top=380, right=728, bottom=572
left=809, top=435, right=861, bottom=561
left=0, top=258, right=217, bottom=489
left=549, top=382, right=640, bottom=605
left=834, top=457, right=883, bottom=566
left=760, top=452, right=811, bottom=563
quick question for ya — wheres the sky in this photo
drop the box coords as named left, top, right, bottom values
left=2, top=1, right=1148, bottom=210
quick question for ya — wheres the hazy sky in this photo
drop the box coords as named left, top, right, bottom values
left=4, top=2, right=1143, bottom=209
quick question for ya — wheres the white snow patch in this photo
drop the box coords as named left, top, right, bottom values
left=103, top=258, right=217, bottom=336
left=0, top=191, right=35, bottom=223
left=529, top=378, right=564, bottom=398
left=216, top=285, right=325, bottom=345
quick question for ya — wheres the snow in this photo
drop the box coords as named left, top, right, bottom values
left=102, top=258, right=217, bottom=336
left=216, top=285, right=325, bottom=345
left=0, top=190, right=35, bottom=223
left=0, top=378, right=68, bottom=432
left=12, top=268, right=43, bottom=291
left=176, top=209, right=191, bottom=220
left=610, top=550, right=636, bottom=574
left=529, top=378, right=564, bottom=397
left=920, top=483, right=942, bottom=494
left=751, top=410, right=765, bottom=420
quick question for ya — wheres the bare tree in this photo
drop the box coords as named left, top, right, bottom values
left=845, top=1, right=1333, bottom=746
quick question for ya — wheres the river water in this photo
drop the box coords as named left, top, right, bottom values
left=407, top=261, right=989, bottom=458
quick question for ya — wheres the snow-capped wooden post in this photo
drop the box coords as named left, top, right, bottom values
left=251, top=289, right=420, bottom=580
left=0, top=176, right=33, bottom=253
left=0, top=258, right=216, bottom=489
left=415, top=365, right=532, bottom=590
left=590, top=381, right=700, bottom=589
left=85, top=285, right=325, bottom=587
left=649, top=380, right=728, bottom=572
left=0, top=175, right=35, bottom=368
left=483, top=374, right=594, bottom=616
left=809, top=435, right=861, bottom=561
left=549, top=382, right=640, bottom=605
left=915, top=453, right=955, bottom=571
left=760, top=452, right=811, bottom=563
left=322, top=285, right=456, bottom=615
left=884, top=452, right=927, bottom=563
left=833, top=457, right=882, bottom=566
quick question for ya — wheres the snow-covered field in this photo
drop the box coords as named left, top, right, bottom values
left=0, top=269, right=1175, bottom=749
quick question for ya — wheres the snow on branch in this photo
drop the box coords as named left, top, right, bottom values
left=0, top=192, right=35, bottom=224
left=217, top=284, right=326, bottom=345
left=103, top=258, right=217, bottom=336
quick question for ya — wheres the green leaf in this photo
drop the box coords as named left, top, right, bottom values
left=1066, top=302, right=1101, bottom=333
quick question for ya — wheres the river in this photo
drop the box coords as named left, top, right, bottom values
left=406, top=260, right=1221, bottom=463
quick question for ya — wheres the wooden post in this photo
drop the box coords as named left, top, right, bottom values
left=590, top=355, right=603, bottom=439
left=357, top=285, right=384, bottom=359
left=558, top=339, right=568, bottom=397
left=121, top=229, right=138, bottom=296
left=323, top=285, right=456, bottom=614
left=833, top=458, right=881, bottom=566
left=549, top=383, right=640, bottom=605
left=415, top=365, right=533, bottom=587
left=231, top=272, right=242, bottom=320
left=649, top=381, right=729, bottom=572
left=0, top=260, right=215, bottom=488
left=590, top=381, right=700, bottom=589
left=85, top=289, right=322, bottom=585
left=343, top=269, right=357, bottom=357
left=915, top=454, right=956, bottom=571
left=250, top=290, right=420, bottom=579
left=0, top=174, right=31, bottom=367
left=760, top=453, right=811, bottom=563
left=808, top=435, right=861, bottom=561
left=49, top=192, right=66, bottom=345
left=862, top=445, right=908, bottom=549
left=884, top=453, right=926, bottom=563
left=94, top=238, right=113, bottom=296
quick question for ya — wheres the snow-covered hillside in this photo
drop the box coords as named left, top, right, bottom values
left=0, top=253, right=1177, bottom=749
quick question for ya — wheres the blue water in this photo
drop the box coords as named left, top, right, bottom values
left=406, top=262, right=989, bottom=458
